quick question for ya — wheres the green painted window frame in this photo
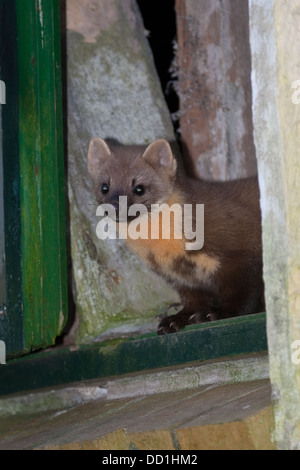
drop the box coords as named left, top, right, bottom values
left=0, top=0, right=25, bottom=356
left=0, top=0, right=68, bottom=358
left=0, top=313, right=267, bottom=396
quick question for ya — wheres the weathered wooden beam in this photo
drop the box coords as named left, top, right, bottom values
left=176, top=0, right=257, bottom=180
left=249, top=0, right=300, bottom=450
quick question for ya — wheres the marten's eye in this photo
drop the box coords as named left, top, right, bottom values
left=133, top=185, right=145, bottom=196
left=101, top=183, right=109, bottom=194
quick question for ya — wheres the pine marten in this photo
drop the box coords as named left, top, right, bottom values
left=88, top=137, right=265, bottom=335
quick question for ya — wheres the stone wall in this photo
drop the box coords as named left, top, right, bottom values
left=66, top=0, right=179, bottom=343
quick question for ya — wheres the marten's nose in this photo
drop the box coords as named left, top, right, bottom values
left=108, top=192, right=120, bottom=212
left=110, top=200, right=119, bottom=213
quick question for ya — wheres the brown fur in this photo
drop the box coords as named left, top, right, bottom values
left=88, top=138, right=265, bottom=334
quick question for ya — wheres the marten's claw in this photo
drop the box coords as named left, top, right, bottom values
left=157, top=311, right=190, bottom=335
left=157, top=310, right=212, bottom=335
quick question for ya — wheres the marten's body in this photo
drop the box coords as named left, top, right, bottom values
left=88, top=138, right=264, bottom=334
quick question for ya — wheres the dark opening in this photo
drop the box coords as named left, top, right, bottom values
left=136, top=0, right=179, bottom=134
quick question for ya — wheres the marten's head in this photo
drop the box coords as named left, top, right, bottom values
left=88, top=138, right=177, bottom=220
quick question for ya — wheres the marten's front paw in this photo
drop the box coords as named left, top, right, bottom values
left=157, top=315, right=185, bottom=335
left=157, top=311, right=212, bottom=335
left=189, top=312, right=212, bottom=323
left=157, top=310, right=193, bottom=335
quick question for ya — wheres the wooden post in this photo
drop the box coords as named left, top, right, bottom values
left=176, top=0, right=257, bottom=180
left=249, top=0, right=300, bottom=450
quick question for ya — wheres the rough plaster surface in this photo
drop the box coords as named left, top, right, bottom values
left=66, top=0, right=179, bottom=343
left=249, top=0, right=300, bottom=450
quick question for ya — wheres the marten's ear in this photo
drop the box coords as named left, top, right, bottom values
left=88, top=137, right=111, bottom=176
left=142, top=139, right=177, bottom=176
